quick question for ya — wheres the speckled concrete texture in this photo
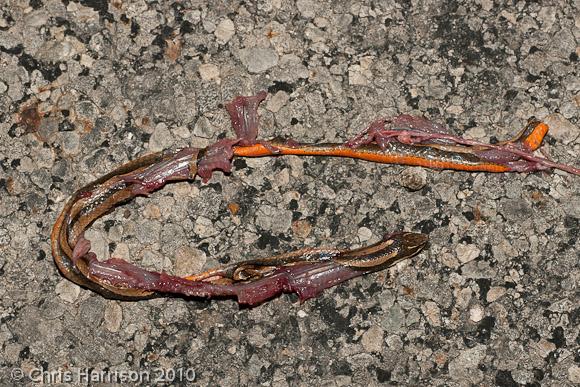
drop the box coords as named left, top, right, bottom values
left=1, top=1, right=579, bottom=386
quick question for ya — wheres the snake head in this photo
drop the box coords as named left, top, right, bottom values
left=334, top=231, right=428, bottom=269
left=394, top=231, right=429, bottom=258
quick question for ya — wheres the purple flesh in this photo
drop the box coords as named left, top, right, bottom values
left=226, top=90, right=268, bottom=145
left=196, top=138, right=240, bottom=182
left=123, top=148, right=198, bottom=195
left=197, top=91, right=269, bottom=182
left=475, top=148, right=521, bottom=163
left=390, top=114, right=450, bottom=134
left=72, top=236, right=94, bottom=264
left=80, top=243, right=367, bottom=305
left=346, top=116, right=452, bottom=148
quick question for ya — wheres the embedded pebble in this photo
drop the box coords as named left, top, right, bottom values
left=255, top=205, right=292, bottom=234
left=455, top=244, right=481, bottom=264
left=448, top=345, right=486, bottom=383
left=140, top=249, right=169, bottom=271
left=398, top=167, right=428, bottom=191
left=60, top=131, right=81, bottom=155
left=173, top=245, right=207, bottom=276
left=361, top=325, right=383, bottom=353
left=469, top=304, right=485, bottom=322
left=148, top=123, right=174, bottom=152
left=464, top=125, right=487, bottom=139
left=445, top=105, right=464, bottom=115
left=194, top=216, right=219, bottom=238
left=111, top=243, right=130, bottom=260
left=4, top=343, right=23, bottom=363
left=192, top=116, right=216, bottom=138
left=422, top=301, right=441, bottom=327
left=198, top=63, right=221, bottom=82
left=440, top=251, right=460, bottom=268
left=215, top=18, right=235, bottom=44
left=380, top=303, right=404, bottom=332
left=348, top=56, right=374, bottom=86
left=266, top=91, right=289, bottom=113
left=173, top=125, right=191, bottom=139
left=203, top=19, right=216, bottom=33
left=143, top=203, right=162, bottom=219
left=296, top=0, right=318, bottom=18
left=84, top=230, right=109, bottom=261
left=357, top=226, right=373, bottom=242
left=534, top=338, right=556, bottom=358
left=386, top=334, right=403, bottom=351
left=238, top=47, right=279, bottom=73
left=543, top=113, right=578, bottom=144
left=291, top=219, right=312, bottom=239
left=486, top=286, right=506, bottom=303
left=103, top=301, right=123, bottom=332
left=568, top=365, right=580, bottom=384
left=55, top=279, right=81, bottom=303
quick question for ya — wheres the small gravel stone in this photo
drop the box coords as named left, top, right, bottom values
left=174, top=245, right=206, bottom=276
left=4, top=342, right=22, bottom=363
left=84, top=230, right=109, bottom=261
left=464, top=126, right=487, bottom=139
left=255, top=205, right=292, bottom=234
left=398, top=167, right=428, bottom=191
left=296, top=0, right=318, bottom=18
left=385, top=334, right=403, bottom=350
left=140, top=249, right=168, bottom=271
left=202, top=19, right=216, bottom=33
left=543, top=113, right=578, bottom=145
left=422, top=301, right=441, bottom=327
left=194, top=216, right=219, bottom=238
left=60, top=131, right=80, bottom=155
left=143, top=203, right=162, bottom=219
left=198, top=63, right=221, bottom=83
left=440, top=251, right=460, bottom=268
left=55, top=278, right=81, bottom=303
left=357, top=226, right=373, bottom=242
left=348, top=56, right=374, bottom=86
left=214, top=18, right=235, bottom=44
left=361, top=325, right=383, bottom=353
left=448, top=345, right=486, bottom=383
left=291, top=219, right=312, bottom=239
left=266, top=91, right=289, bottom=113
left=108, top=240, right=128, bottom=259
left=103, top=301, right=123, bottom=332
left=469, top=305, right=485, bottom=322
left=486, top=286, right=506, bottom=303
left=148, top=122, right=174, bottom=152
left=568, top=365, right=580, bottom=384
left=534, top=338, right=556, bottom=358
left=455, top=244, right=481, bottom=264
left=238, top=47, right=279, bottom=73
left=380, top=303, right=404, bottom=332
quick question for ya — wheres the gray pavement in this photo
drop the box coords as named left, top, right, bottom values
left=0, top=1, right=579, bottom=386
